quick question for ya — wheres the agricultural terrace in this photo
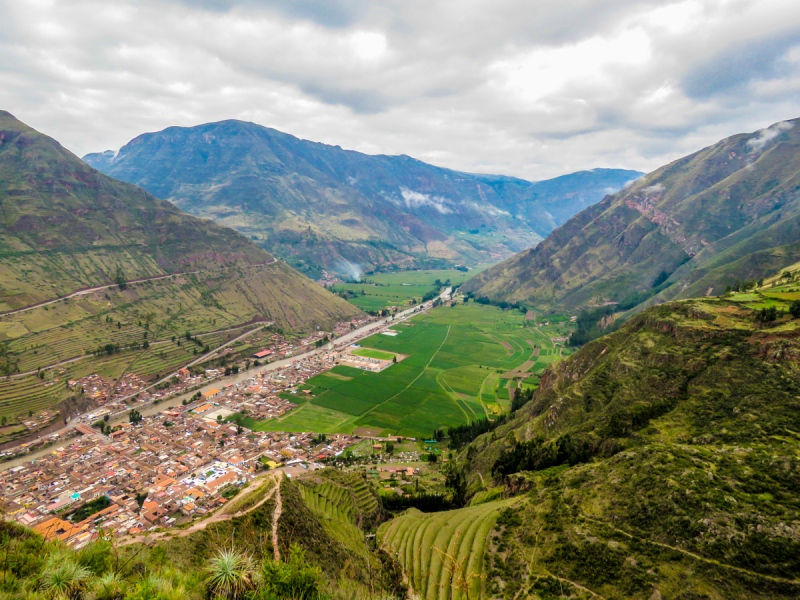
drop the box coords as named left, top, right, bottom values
left=378, top=498, right=518, bottom=600
left=330, top=268, right=485, bottom=312
left=248, top=303, right=573, bottom=438
left=0, top=262, right=355, bottom=423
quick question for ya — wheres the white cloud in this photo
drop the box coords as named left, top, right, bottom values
left=1, top=0, right=800, bottom=180
left=746, top=120, right=794, bottom=153
left=468, top=202, right=510, bottom=217
left=400, top=188, right=452, bottom=214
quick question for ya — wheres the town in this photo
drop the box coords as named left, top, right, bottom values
left=0, top=398, right=359, bottom=548
left=0, top=308, right=427, bottom=547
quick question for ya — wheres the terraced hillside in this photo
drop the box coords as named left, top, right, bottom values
left=464, top=117, right=800, bottom=314
left=0, top=111, right=360, bottom=425
left=378, top=499, right=516, bottom=600
left=451, top=291, right=800, bottom=598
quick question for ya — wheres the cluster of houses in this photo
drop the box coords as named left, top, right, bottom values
left=0, top=406, right=359, bottom=548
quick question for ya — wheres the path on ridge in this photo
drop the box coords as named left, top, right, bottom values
left=117, top=471, right=284, bottom=548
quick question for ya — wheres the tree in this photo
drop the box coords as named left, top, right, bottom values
left=427, top=452, right=438, bottom=463
left=443, top=463, right=467, bottom=507
left=129, top=409, right=143, bottom=425
left=114, top=265, right=127, bottom=290
left=757, top=306, right=778, bottom=324
left=385, top=441, right=395, bottom=454
left=790, top=300, right=800, bottom=318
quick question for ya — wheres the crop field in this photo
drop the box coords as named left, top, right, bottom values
left=257, top=303, right=571, bottom=438
left=330, top=268, right=486, bottom=311
left=378, top=498, right=517, bottom=600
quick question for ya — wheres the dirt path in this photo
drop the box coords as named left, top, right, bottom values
left=272, top=477, right=283, bottom=562
left=0, top=260, right=277, bottom=318
left=117, top=472, right=282, bottom=547
left=580, top=514, right=800, bottom=587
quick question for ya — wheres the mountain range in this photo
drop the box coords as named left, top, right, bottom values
left=463, top=118, right=800, bottom=314
left=83, top=120, right=640, bottom=277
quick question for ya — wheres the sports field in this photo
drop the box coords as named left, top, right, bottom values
left=252, top=302, right=572, bottom=438
left=350, top=347, right=396, bottom=360
left=330, top=268, right=486, bottom=312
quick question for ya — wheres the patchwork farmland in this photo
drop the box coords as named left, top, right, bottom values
left=251, top=303, right=574, bottom=438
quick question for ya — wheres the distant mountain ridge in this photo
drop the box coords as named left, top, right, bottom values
left=83, top=120, right=641, bottom=277
left=464, top=117, right=800, bottom=312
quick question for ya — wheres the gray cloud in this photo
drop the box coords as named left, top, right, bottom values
left=682, top=27, right=800, bottom=99
left=1, top=0, right=800, bottom=180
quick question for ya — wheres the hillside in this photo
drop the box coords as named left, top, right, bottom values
left=0, top=111, right=360, bottom=428
left=451, top=293, right=800, bottom=598
left=83, top=120, right=640, bottom=277
left=0, top=471, right=404, bottom=600
left=463, top=118, right=800, bottom=313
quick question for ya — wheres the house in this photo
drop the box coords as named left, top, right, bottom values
left=252, top=349, right=272, bottom=359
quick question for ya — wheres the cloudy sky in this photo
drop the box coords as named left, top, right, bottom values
left=2, top=0, right=800, bottom=180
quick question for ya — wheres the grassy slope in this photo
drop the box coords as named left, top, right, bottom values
left=455, top=297, right=800, bottom=598
left=463, top=117, right=800, bottom=313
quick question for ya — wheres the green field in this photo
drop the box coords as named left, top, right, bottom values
left=350, top=347, right=396, bottom=360
left=378, top=498, right=517, bottom=600
left=255, top=302, right=570, bottom=438
left=330, top=268, right=487, bottom=312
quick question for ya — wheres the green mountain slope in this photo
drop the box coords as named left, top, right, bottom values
left=83, top=120, right=640, bottom=277
left=0, top=111, right=360, bottom=422
left=454, top=296, right=800, bottom=598
left=463, top=118, right=800, bottom=313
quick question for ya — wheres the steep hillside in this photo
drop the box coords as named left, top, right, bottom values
left=84, top=120, right=639, bottom=277
left=0, top=111, right=360, bottom=423
left=454, top=295, right=800, bottom=598
left=463, top=118, right=800, bottom=313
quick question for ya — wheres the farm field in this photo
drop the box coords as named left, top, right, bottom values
left=330, top=267, right=486, bottom=312
left=378, top=497, right=517, bottom=600
left=255, top=302, right=572, bottom=438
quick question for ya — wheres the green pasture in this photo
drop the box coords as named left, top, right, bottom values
left=252, top=303, right=571, bottom=438
left=331, top=268, right=484, bottom=311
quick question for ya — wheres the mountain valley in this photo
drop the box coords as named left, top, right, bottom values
left=84, top=120, right=640, bottom=278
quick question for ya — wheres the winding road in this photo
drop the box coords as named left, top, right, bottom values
left=0, top=260, right=277, bottom=318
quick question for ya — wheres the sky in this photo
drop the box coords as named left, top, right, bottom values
left=2, top=0, right=800, bottom=180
